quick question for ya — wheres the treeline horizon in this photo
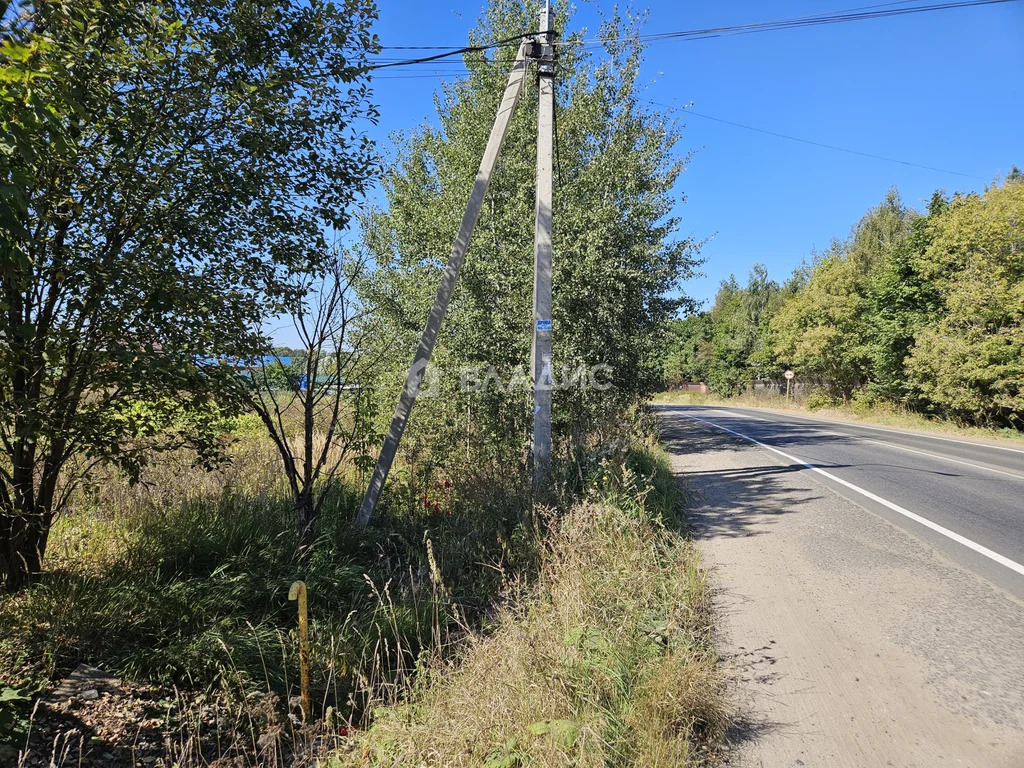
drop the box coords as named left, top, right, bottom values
left=663, top=167, right=1024, bottom=428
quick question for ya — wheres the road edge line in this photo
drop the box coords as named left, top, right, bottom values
left=680, top=413, right=1024, bottom=579
left=723, top=405, right=1024, bottom=455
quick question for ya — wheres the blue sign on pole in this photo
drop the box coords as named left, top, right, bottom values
left=536, top=319, right=552, bottom=332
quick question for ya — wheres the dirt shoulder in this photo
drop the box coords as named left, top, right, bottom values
left=659, top=410, right=1024, bottom=768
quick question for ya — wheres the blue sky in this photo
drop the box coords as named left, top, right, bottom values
left=358, top=0, right=1023, bottom=314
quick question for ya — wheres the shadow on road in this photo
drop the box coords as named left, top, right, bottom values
left=658, top=406, right=855, bottom=455
left=658, top=413, right=826, bottom=539
left=687, top=463, right=824, bottom=539
left=658, top=409, right=966, bottom=542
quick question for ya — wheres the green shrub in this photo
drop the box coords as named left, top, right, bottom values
left=805, top=390, right=844, bottom=411
left=1, top=402, right=727, bottom=767
left=851, top=388, right=878, bottom=415
left=0, top=489, right=384, bottom=702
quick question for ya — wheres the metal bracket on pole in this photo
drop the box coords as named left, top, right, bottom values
left=531, top=3, right=556, bottom=489
left=355, top=43, right=530, bottom=527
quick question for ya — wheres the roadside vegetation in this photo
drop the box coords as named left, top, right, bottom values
left=0, top=0, right=379, bottom=592
left=662, top=174, right=1024, bottom=431
left=1, top=1, right=721, bottom=765
left=3, top=407, right=727, bottom=766
left=332, top=441, right=728, bottom=768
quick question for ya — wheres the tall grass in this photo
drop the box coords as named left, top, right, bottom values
left=0, top=426, right=525, bottom=753
left=1, top=410, right=728, bottom=766
left=332, top=442, right=729, bottom=767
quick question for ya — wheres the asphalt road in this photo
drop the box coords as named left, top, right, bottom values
left=656, top=404, right=1024, bottom=765
left=656, top=404, right=1024, bottom=600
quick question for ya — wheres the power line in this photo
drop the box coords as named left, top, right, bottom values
left=574, top=0, right=947, bottom=49
left=372, top=72, right=472, bottom=80
left=372, top=72, right=987, bottom=179
left=635, top=0, right=1016, bottom=46
left=372, top=0, right=1016, bottom=61
left=368, top=1, right=1003, bottom=179
left=368, top=31, right=536, bottom=71
left=650, top=101, right=986, bottom=180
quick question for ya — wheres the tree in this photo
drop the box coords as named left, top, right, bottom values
left=861, top=197, right=940, bottom=402
left=686, top=265, right=783, bottom=396
left=662, top=314, right=713, bottom=387
left=770, top=249, right=867, bottom=395
left=705, top=277, right=750, bottom=395
left=770, top=191, right=915, bottom=395
left=658, top=179, right=1023, bottom=426
left=905, top=180, right=1024, bottom=424
left=0, top=0, right=378, bottom=590
left=360, top=1, right=700, bottom=475
left=246, top=253, right=381, bottom=551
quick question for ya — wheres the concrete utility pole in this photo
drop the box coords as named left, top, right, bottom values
left=531, top=2, right=555, bottom=488
left=355, top=43, right=530, bottom=527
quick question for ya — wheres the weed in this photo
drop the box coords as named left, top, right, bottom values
left=1, top=412, right=728, bottom=766
left=330, top=444, right=729, bottom=767
left=805, top=390, right=844, bottom=411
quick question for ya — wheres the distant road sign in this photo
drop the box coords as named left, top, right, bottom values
left=784, top=370, right=795, bottom=380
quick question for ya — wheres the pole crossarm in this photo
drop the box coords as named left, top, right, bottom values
left=355, top=42, right=531, bottom=527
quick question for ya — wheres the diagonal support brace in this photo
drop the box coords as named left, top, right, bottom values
left=356, top=43, right=530, bottom=526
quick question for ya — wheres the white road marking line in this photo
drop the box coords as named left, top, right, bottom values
left=699, top=406, right=1024, bottom=481
left=680, top=413, right=1024, bottom=579
left=859, top=438, right=1024, bottom=482
left=724, top=406, right=1024, bottom=455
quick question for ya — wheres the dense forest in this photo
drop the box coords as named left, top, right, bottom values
left=663, top=170, right=1024, bottom=427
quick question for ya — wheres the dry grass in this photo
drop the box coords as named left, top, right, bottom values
left=2, top=410, right=730, bottom=766
left=652, top=390, right=1024, bottom=446
left=330, top=446, right=729, bottom=767
left=0, top=419, right=454, bottom=760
